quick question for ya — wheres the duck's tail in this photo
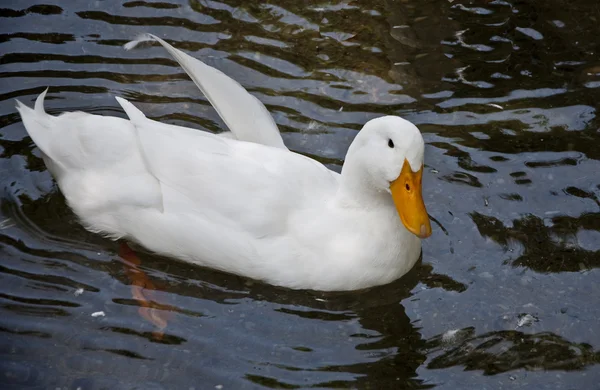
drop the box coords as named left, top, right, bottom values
left=15, top=88, right=57, bottom=161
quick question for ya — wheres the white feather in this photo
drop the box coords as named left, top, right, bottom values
left=124, top=33, right=287, bottom=149
left=123, top=33, right=156, bottom=51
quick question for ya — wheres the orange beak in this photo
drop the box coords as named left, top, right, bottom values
left=390, top=159, right=432, bottom=238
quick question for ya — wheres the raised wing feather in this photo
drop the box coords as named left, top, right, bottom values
left=124, top=33, right=287, bottom=150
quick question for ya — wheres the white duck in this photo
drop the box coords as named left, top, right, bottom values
left=16, top=34, right=431, bottom=291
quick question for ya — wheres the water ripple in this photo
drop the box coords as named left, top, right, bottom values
left=1, top=0, right=600, bottom=388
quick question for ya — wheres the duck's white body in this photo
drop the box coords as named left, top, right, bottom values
left=16, top=34, right=430, bottom=291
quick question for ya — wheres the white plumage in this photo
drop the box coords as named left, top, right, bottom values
left=16, top=34, right=431, bottom=291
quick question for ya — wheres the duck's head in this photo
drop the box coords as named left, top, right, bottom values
left=343, top=116, right=432, bottom=239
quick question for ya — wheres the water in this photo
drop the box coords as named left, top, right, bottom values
left=1, top=0, right=600, bottom=388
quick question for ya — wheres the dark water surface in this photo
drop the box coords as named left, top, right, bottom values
left=1, top=0, right=600, bottom=388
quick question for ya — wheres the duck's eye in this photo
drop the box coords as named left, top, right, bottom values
left=388, top=139, right=394, bottom=148
left=405, top=183, right=411, bottom=191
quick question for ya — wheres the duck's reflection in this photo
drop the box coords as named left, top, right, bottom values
left=118, top=246, right=459, bottom=388
left=118, top=242, right=173, bottom=340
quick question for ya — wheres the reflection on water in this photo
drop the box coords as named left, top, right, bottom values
left=118, top=242, right=174, bottom=340
left=426, top=327, right=599, bottom=374
left=1, top=0, right=599, bottom=388
left=472, top=212, right=600, bottom=272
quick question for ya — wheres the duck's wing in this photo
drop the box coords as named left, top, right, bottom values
left=124, top=33, right=287, bottom=150
left=115, top=97, right=336, bottom=237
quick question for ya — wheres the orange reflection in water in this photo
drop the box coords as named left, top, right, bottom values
left=119, top=242, right=173, bottom=340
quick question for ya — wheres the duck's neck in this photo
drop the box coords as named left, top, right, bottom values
left=336, top=156, right=391, bottom=210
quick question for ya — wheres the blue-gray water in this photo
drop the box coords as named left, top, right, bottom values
left=1, top=0, right=599, bottom=388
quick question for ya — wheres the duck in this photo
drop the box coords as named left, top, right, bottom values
left=16, top=34, right=432, bottom=291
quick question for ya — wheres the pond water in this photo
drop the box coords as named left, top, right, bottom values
left=1, top=0, right=600, bottom=388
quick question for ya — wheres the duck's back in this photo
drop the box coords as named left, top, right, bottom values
left=113, top=98, right=336, bottom=215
